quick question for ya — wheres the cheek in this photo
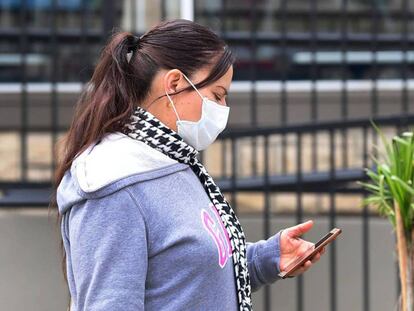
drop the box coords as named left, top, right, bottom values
left=179, top=94, right=203, bottom=122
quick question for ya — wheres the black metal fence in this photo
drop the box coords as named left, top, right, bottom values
left=1, top=0, right=414, bottom=310
left=218, top=114, right=414, bottom=311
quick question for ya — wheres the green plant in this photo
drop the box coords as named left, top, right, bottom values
left=358, top=121, right=414, bottom=311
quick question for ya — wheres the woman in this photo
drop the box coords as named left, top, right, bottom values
left=54, top=19, right=325, bottom=311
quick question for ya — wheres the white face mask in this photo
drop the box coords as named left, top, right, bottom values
left=165, top=72, right=230, bottom=151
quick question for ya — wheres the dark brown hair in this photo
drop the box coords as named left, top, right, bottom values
left=49, top=18, right=235, bottom=308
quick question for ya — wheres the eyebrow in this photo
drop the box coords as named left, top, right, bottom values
left=216, top=85, right=228, bottom=96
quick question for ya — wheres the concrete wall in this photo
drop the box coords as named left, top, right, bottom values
left=1, top=85, right=413, bottom=129
left=0, top=208, right=398, bottom=311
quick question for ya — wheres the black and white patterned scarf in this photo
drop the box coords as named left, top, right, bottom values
left=121, top=105, right=252, bottom=310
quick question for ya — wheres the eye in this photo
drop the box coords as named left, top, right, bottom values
left=214, top=93, right=222, bottom=101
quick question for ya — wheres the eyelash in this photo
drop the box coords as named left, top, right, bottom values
left=214, top=94, right=222, bottom=101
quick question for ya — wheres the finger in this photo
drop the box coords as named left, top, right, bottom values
left=310, top=252, right=321, bottom=263
left=290, top=267, right=304, bottom=277
left=304, top=260, right=312, bottom=270
left=286, top=220, right=314, bottom=238
left=311, top=247, right=325, bottom=261
left=292, top=260, right=312, bottom=276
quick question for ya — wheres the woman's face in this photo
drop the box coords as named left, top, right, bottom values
left=143, top=64, right=233, bottom=133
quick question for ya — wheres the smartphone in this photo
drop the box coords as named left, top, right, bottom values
left=278, top=228, right=342, bottom=279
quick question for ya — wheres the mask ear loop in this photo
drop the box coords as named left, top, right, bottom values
left=165, top=72, right=203, bottom=122
left=165, top=90, right=181, bottom=122
left=181, top=72, right=205, bottom=100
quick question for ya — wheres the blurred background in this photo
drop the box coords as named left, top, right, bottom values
left=1, top=0, right=413, bottom=310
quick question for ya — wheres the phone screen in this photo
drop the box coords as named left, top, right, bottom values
left=314, top=232, right=334, bottom=248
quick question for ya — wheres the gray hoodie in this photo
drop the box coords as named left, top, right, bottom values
left=57, top=131, right=282, bottom=311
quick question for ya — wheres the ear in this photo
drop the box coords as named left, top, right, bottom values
left=163, top=69, right=184, bottom=94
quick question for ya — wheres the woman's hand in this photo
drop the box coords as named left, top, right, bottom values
left=279, top=220, right=326, bottom=278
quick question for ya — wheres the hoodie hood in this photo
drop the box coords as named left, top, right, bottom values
left=56, top=131, right=187, bottom=215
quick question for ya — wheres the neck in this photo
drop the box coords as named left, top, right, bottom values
left=138, top=97, right=178, bottom=132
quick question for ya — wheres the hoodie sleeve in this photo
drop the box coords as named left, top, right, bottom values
left=67, top=187, right=148, bottom=310
left=246, top=230, right=283, bottom=292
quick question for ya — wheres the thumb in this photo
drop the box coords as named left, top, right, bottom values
left=286, top=220, right=314, bottom=238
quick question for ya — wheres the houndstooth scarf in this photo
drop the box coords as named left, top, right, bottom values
left=121, top=105, right=252, bottom=310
